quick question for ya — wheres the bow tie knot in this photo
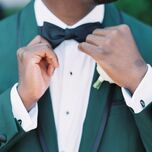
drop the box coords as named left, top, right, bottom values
left=39, top=22, right=103, bottom=48
left=64, top=28, right=76, bottom=40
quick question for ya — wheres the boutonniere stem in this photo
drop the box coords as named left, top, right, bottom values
left=93, top=65, right=114, bottom=90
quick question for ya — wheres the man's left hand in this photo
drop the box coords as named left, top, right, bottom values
left=79, top=24, right=148, bottom=93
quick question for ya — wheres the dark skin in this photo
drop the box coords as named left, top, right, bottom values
left=17, top=0, right=147, bottom=111
left=42, top=0, right=96, bottom=25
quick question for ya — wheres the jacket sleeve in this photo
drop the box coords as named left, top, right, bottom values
left=0, top=88, right=26, bottom=152
left=121, top=12, right=152, bottom=152
left=133, top=104, right=152, bottom=151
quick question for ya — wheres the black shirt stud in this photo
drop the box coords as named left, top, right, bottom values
left=140, top=100, right=145, bottom=108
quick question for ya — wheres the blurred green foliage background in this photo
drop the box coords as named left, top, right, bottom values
left=116, top=0, right=152, bottom=25
left=2, top=0, right=152, bottom=26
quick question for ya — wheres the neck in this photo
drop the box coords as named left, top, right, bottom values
left=42, top=0, right=96, bottom=25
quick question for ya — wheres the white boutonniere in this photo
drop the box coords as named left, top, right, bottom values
left=93, top=65, right=114, bottom=90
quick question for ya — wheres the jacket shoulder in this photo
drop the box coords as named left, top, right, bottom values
left=123, top=12, right=152, bottom=38
left=122, top=13, right=152, bottom=63
left=0, top=13, right=18, bottom=37
left=0, top=13, right=18, bottom=51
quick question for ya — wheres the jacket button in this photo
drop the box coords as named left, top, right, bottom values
left=140, top=100, right=145, bottom=108
left=0, top=134, right=7, bottom=143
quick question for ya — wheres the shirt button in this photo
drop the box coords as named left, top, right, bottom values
left=70, top=72, right=73, bottom=76
left=66, top=111, right=70, bottom=115
left=140, top=100, right=145, bottom=108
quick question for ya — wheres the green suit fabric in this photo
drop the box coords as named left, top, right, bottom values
left=0, top=1, right=152, bottom=152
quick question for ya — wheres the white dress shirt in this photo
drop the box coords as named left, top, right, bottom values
left=10, top=0, right=152, bottom=151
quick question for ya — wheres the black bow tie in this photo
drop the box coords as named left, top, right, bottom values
left=39, top=22, right=103, bottom=49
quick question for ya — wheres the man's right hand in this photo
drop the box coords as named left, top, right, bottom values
left=17, top=36, right=59, bottom=111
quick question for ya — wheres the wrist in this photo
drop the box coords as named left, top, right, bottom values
left=17, top=85, right=38, bottom=111
left=126, top=64, right=148, bottom=93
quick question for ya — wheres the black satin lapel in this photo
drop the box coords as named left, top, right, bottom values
left=38, top=89, right=58, bottom=152
left=79, top=67, right=112, bottom=152
left=79, top=4, right=124, bottom=152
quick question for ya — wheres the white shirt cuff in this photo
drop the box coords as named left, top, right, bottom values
left=122, top=64, right=152, bottom=114
left=10, top=83, right=38, bottom=132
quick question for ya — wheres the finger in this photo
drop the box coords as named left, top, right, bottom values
left=46, top=54, right=59, bottom=69
left=104, top=24, right=129, bottom=31
left=28, top=35, right=51, bottom=48
left=93, top=27, right=117, bottom=36
left=26, top=44, right=59, bottom=67
left=17, top=47, right=25, bottom=61
left=28, top=43, right=52, bottom=51
left=93, top=28, right=111, bottom=36
left=38, top=54, right=57, bottom=76
left=86, top=34, right=105, bottom=46
left=78, top=42, right=100, bottom=60
left=47, top=64, right=55, bottom=76
left=28, top=35, right=43, bottom=46
left=36, top=47, right=59, bottom=67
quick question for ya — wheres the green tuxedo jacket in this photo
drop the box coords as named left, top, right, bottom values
left=0, top=1, right=152, bottom=152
